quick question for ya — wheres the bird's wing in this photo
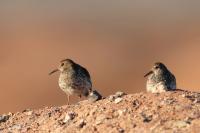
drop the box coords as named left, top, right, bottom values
left=73, top=63, right=92, bottom=88
left=169, top=73, right=176, bottom=89
left=75, top=63, right=91, bottom=79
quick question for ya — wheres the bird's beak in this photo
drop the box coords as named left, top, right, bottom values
left=49, top=69, right=59, bottom=75
left=144, top=70, right=153, bottom=77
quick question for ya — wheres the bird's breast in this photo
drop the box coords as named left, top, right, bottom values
left=58, top=73, right=73, bottom=87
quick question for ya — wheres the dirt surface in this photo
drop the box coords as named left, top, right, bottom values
left=1, top=90, right=200, bottom=133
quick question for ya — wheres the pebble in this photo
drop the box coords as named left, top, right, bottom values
left=114, top=97, right=123, bottom=104
left=171, top=120, right=189, bottom=128
left=118, top=128, right=125, bottom=133
left=95, top=115, right=107, bottom=125
left=11, top=124, right=22, bottom=130
left=0, top=115, right=10, bottom=123
left=133, top=99, right=140, bottom=108
left=89, top=108, right=98, bottom=115
left=161, top=97, right=176, bottom=105
left=108, top=91, right=126, bottom=102
left=25, top=111, right=33, bottom=116
left=181, top=94, right=186, bottom=98
left=193, top=98, right=200, bottom=104
left=115, top=91, right=126, bottom=97
left=22, top=109, right=32, bottom=112
left=140, top=112, right=152, bottom=123
left=108, top=95, right=115, bottom=101
left=118, top=109, right=127, bottom=116
left=63, top=112, right=76, bottom=123
left=53, top=107, right=61, bottom=112
left=78, top=119, right=86, bottom=128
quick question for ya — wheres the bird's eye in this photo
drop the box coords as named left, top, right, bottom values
left=155, top=66, right=159, bottom=69
left=61, top=63, right=64, bottom=66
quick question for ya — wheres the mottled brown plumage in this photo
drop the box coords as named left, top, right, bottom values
left=144, top=62, right=176, bottom=93
left=49, top=59, right=92, bottom=104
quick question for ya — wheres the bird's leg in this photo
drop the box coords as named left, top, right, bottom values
left=79, top=95, right=82, bottom=99
left=67, top=95, right=70, bottom=105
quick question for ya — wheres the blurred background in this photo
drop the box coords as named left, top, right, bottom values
left=0, top=0, right=200, bottom=114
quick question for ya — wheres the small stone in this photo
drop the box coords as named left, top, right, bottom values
left=78, top=119, right=86, bottom=128
left=48, top=112, right=52, bottom=117
left=22, top=109, right=32, bottom=113
left=95, top=115, right=107, bottom=125
left=0, top=115, right=10, bottom=123
left=118, top=109, right=127, bottom=116
left=108, top=95, right=115, bottom=101
left=11, top=124, right=22, bottom=130
left=173, top=120, right=188, bottom=128
left=115, top=91, right=126, bottom=97
left=63, top=112, right=76, bottom=123
left=161, top=97, right=176, bottom=105
left=118, top=128, right=125, bottom=133
left=108, top=91, right=126, bottom=102
left=7, top=112, right=13, bottom=116
left=25, top=111, right=33, bottom=116
left=133, top=99, right=140, bottom=108
left=184, top=117, right=193, bottom=124
left=90, top=108, right=97, bottom=116
left=193, top=98, right=200, bottom=104
left=52, top=107, right=61, bottom=112
left=140, top=112, right=152, bottom=123
left=114, top=97, right=123, bottom=104
left=181, top=94, right=186, bottom=98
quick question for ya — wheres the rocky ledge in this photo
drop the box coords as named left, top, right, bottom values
left=0, top=90, right=200, bottom=133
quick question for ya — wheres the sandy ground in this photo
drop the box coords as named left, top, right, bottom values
left=0, top=90, right=200, bottom=133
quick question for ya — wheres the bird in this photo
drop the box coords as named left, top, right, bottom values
left=144, top=62, right=176, bottom=93
left=49, top=59, right=92, bottom=104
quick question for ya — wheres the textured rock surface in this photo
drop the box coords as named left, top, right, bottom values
left=0, top=90, right=200, bottom=133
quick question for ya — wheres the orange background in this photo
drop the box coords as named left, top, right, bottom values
left=0, top=1, right=200, bottom=114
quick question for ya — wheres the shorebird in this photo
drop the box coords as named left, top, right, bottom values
left=144, top=62, right=176, bottom=93
left=49, top=59, right=92, bottom=104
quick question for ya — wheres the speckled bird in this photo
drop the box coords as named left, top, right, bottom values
left=144, top=62, right=176, bottom=93
left=49, top=59, right=92, bottom=104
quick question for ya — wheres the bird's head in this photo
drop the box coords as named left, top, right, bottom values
left=49, top=59, right=74, bottom=75
left=144, top=62, right=167, bottom=77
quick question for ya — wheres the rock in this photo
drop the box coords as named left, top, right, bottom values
left=25, top=111, right=33, bottom=116
left=89, top=108, right=98, bottom=116
left=11, top=124, right=22, bottom=130
left=193, top=98, right=200, bottom=104
left=0, top=115, right=10, bottom=123
left=184, top=117, right=194, bottom=124
left=7, top=112, right=13, bottom=116
left=63, top=112, right=76, bottom=124
left=181, top=94, right=187, bottom=98
left=88, top=90, right=103, bottom=102
left=1, top=90, right=200, bottom=132
left=95, top=115, right=108, bottom=125
left=22, top=109, right=32, bottom=112
left=78, top=119, right=86, bottom=128
left=140, top=112, right=152, bottom=123
left=132, top=99, right=140, bottom=109
left=115, top=91, right=126, bottom=97
left=108, top=91, right=126, bottom=102
left=118, top=128, right=125, bottom=133
left=108, top=95, right=115, bottom=101
left=118, top=109, right=128, bottom=116
left=161, top=97, right=176, bottom=105
left=172, top=120, right=189, bottom=128
left=114, top=97, right=123, bottom=104
left=52, top=107, right=61, bottom=112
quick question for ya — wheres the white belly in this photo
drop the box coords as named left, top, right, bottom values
left=146, top=82, right=167, bottom=93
